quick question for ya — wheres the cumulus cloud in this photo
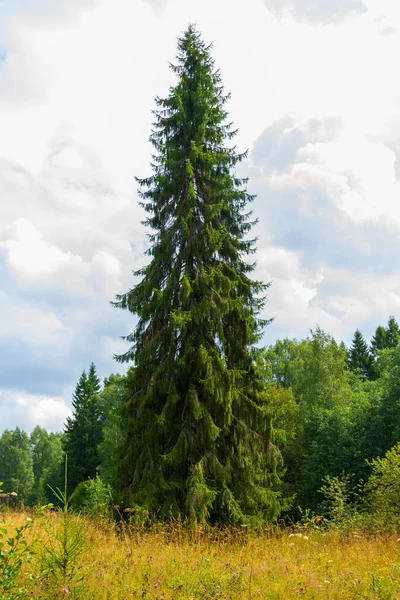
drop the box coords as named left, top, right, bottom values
left=264, top=0, right=367, bottom=24
left=0, top=29, right=52, bottom=106
left=142, top=0, right=168, bottom=10
left=0, top=291, right=65, bottom=342
left=1, top=219, right=87, bottom=289
left=0, top=140, right=141, bottom=416
left=250, top=112, right=400, bottom=344
left=252, top=116, right=344, bottom=174
left=0, top=0, right=101, bottom=34
left=0, top=389, right=71, bottom=433
left=252, top=115, right=400, bottom=234
left=264, top=134, right=400, bottom=232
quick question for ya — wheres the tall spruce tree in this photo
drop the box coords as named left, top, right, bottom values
left=113, top=26, right=281, bottom=524
left=348, top=329, right=372, bottom=380
left=63, top=363, right=103, bottom=494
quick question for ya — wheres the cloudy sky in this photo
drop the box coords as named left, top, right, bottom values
left=1, top=0, right=400, bottom=432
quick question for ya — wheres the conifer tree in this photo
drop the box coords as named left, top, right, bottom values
left=113, top=26, right=281, bottom=523
left=348, top=329, right=372, bottom=380
left=63, top=363, right=103, bottom=494
left=385, top=315, right=400, bottom=348
left=370, top=325, right=387, bottom=357
left=369, top=318, right=400, bottom=379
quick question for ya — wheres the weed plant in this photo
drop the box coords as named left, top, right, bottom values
left=0, top=513, right=34, bottom=600
left=0, top=481, right=45, bottom=600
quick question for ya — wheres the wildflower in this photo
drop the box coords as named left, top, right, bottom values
left=62, top=588, right=69, bottom=593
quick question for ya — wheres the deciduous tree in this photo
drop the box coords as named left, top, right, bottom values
left=0, top=428, right=34, bottom=501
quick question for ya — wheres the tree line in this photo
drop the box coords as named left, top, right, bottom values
left=3, top=316, right=400, bottom=522
left=2, top=26, right=400, bottom=525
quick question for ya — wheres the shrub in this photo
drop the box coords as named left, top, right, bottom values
left=318, top=473, right=353, bottom=522
left=70, top=476, right=112, bottom=519
left=365, top=442, right=400, bottom=521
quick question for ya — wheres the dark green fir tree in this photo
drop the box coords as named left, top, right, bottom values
left=113, top=25, right=282, bottom=524
left=348, top=329, right=372, bottom=380
left=370, top=325, right=387, bottom=358
left=63, top=363, right=103, bottom=494
left=385, top=315, right=400, bottom=348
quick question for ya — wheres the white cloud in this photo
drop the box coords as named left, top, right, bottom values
left=265, top=135, right=400, bottom=232
left=0, top=217, right=125, bottom=297
left=264, top=0, right=367, bottom=24
left=0, top=389, right=71, bottom=433
left=1, top=218, right=85, bottom=283
left=256, top=241, right=400, bottom=343
left=255, top=243, right=332, bottom=337
left=0, top=0, right=102, bottom=36
left=0, top=291, right=66, bottom=342
left=142, top=0, right=167, bottom=10
left=250, top=109, right=400, bottom=344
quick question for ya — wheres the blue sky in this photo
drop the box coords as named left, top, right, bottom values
left=1, top=0, right=400, bottom=431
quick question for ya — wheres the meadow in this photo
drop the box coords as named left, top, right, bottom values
left=3, top=510, right=400, bottom=600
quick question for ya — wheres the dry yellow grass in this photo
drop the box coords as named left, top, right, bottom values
left=4, top=510, right=400, bottom=599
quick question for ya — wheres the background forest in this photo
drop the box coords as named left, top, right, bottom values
left=2, top=316, right=400, bottom=525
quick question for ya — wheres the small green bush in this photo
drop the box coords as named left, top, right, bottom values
left=319, top=473, right=353, bottom=522
left=365, top=442, right=400, bottom=522
left=70, top=476, right=112, bottom=519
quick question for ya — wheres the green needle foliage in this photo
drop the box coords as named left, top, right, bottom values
left=41, top=459, right=87, bottom=594
left=113, top=25, right=282, bottom=524
left=348, top=329, right=373, bottom=380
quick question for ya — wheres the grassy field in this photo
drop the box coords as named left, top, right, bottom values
left=3, top=510, right=400, bottom=599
